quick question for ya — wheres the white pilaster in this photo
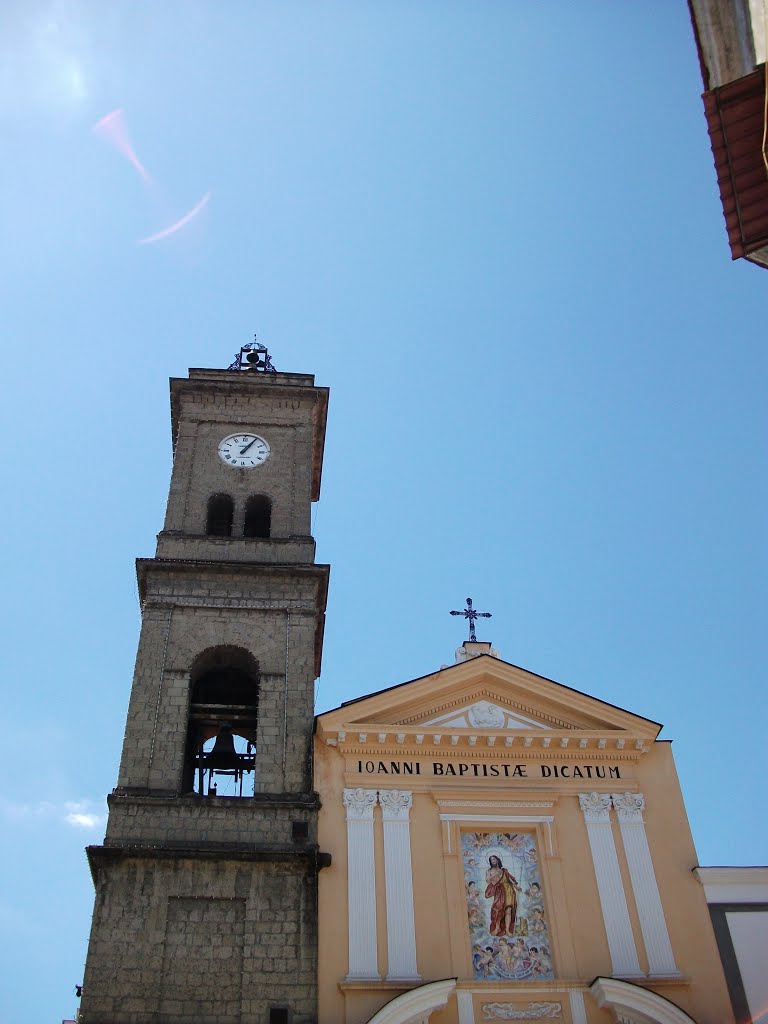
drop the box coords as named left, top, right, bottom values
left=379, top=789, right=421, bottom=981
left=579, top=793, right=643, bottom=978
left=569, top=989, right=588, bottom=1024
left=457, top=989, right=475, bottom=1024
left=612, top=793, right=679, bottom=976
left=343, top=788, right=380, bottom=980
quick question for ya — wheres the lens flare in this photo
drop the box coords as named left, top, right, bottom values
left=137, top=192, right=211, bottom=245
left=93, top=108, right=151, bottom=184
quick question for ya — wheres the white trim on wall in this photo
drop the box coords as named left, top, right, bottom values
left=438, top=814, right=555, bottom=856
left=380, top=789, right=421, bottom=982
left=612, top=793, right=678, bottom=977
left=579, top=793, right=643, bottom=978
left=343, top=788, right=381, bottom=981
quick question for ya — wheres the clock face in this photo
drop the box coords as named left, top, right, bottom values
left=218, top=433, right=271, bottom=468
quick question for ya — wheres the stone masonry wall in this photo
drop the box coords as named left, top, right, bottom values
left=117, top=565, right=325, bottom=798
left=105, top=794, right=318, bottom=847
left=155, top=534, right=316, bottom=564
left=79, top=855, right=317, bottom=1024
left=163, top=389, right=319, bottom=548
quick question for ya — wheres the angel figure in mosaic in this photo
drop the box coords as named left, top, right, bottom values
left=499, top=832, right=527, bottom=853
left=466, top=880, right=482, bottom=925
left=525, top=881, right=544, bottom=910
left=473, top=944, right=496, bottom=977
left=529, top=907, right=547, bottom=938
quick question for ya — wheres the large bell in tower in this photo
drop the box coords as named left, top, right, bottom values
left=205, top=725, right=241, bottom=771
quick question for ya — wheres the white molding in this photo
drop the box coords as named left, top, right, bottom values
left=437, top=801, right=554, bottom=809
left=344, top=788, right=378, bottom=819
left=578, top=793, right=643, bottom=978
left=568, top=990, right=588, bottom=1024
left=694, top=866, right=768, bottom=904
left=612, top=794, right=679, bottom=977
left=457, top=990, right=475, bottom=1024
left=343, top=788, right=381, bottom=981
left=380, top=790, right=420, bottom=982
left=612, top=792, right=644, bottom=824
left=439, top=815, right=554, bottom=821
left=438, top=814, right=555, bottom=856
left=590, top=977, right=697, bottom=1024
left=380, top=788, right=414, bottom=822
left=365, top=979, right=457, bottom=1024
left=579, top=792, right=611, bottom=824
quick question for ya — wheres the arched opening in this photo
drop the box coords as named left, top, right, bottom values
left=244, top=494, right=271, bottom=538
left=206, top=494, right=234, bottom=537
left=182, top=646, right=259, bottom=797
left=364, top=980, right=457, bottom=1024
left=589, top=978, right=696, bottom=1024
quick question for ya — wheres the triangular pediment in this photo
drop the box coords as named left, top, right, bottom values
left=316, top=655, right=662, bottom=741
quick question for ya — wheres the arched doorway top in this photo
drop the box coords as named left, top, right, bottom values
left=590, top=977, right=697, bottom=1024
left=365, top=979, right=457, bottom=1024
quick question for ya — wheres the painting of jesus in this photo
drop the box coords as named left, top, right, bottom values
left=485, top=854, right=522, bottom=936
left=462, top=831, right=554, bottom=981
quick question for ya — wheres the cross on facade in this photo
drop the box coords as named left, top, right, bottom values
left=450, top=596, right=492, bottom=642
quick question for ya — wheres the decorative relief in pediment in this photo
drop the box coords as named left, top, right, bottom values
left=419, top=700, right=552, bottom=731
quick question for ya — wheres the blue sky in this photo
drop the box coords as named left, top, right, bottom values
left=1, top=2, right=766, bottom=1020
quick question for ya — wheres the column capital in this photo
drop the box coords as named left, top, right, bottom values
left=612, top=792, right=645, bottom=823
left=379, top=789, right=413, bottom=821
left=343, top=787, right=377, bottom=820
left=579, top=792, right=612, bottom=823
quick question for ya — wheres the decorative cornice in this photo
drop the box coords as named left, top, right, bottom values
left=579, top=792, right=612, bottom=823
left=612, top=792, right=645, bottom=823
left=343, top=788, right=377, bottom=820
left=436, top=801, right=555, bottom=809
left=379, top=789, right=413, bottom=821
left=693, top=865, right=768, bottom=903
left=144, top=595, right=319, bottom=612
left=86, top=842, right=329, bottom=885
left=331, top=738, right=646, bottom=761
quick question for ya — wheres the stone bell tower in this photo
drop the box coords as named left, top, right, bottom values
left=79, top=349, right=330, bottom=1024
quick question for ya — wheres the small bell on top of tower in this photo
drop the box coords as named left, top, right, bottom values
left=227, top=335, right=277, bottom=373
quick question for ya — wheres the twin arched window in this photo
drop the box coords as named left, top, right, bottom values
left=205, top=494, right=271, bottom=538
left=244, top=495, right=271, bottom=538
left=206, top=494, right=234, bottom=536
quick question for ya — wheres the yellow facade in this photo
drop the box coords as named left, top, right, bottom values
left=315, top=645, right=732, bottom=1024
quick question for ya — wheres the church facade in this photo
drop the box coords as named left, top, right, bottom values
left=315, top=643, right=733, bottom=1024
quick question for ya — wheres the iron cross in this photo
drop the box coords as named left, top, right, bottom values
left=450, top=597, right=492, bottom=642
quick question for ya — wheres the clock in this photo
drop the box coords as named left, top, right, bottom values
left=217, top=433, right=271, bottom=468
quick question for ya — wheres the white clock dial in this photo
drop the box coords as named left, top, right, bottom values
left=217, top=433, right=271, bottom=468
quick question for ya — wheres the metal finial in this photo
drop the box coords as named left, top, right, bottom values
left=228, top=336, right=277, bottom=373
left=450, top=596, right=492, bottom=643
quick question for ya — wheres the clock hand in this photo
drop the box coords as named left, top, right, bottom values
left=239, top=438, right=258, bottom=455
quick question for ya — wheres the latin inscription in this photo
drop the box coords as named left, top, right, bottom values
left=355, top=760, right=621, bottom=779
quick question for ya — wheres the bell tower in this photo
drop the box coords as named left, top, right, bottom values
left=79, top=349, right=330, bottom=1024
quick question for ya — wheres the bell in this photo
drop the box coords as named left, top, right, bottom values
left=245, top=351, right=263, bottom=367
left=205, top=725, right=241, bottom=770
